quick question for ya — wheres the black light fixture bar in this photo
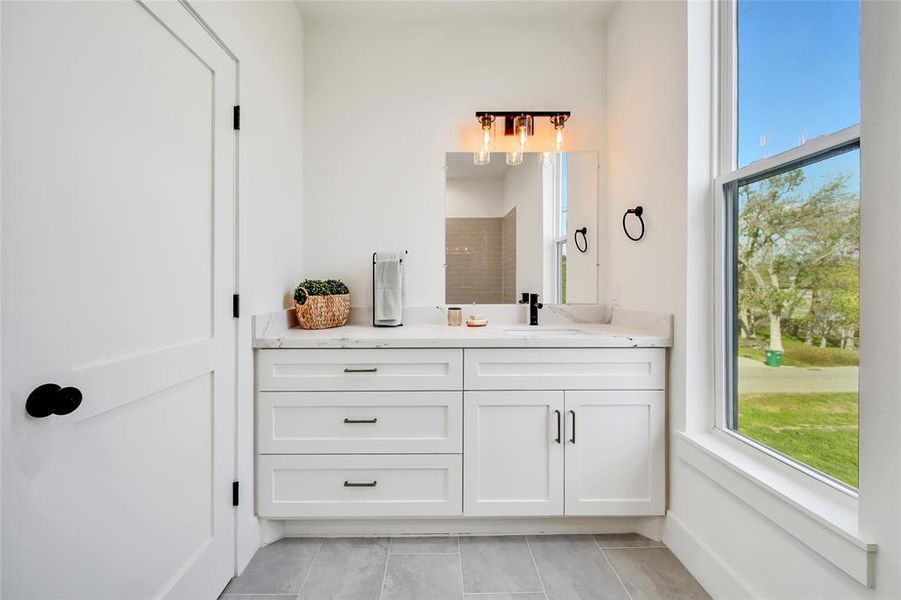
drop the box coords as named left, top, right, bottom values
left=475, top=111, right=571, bottom=118
left=475, top=111, right=571, bottom=137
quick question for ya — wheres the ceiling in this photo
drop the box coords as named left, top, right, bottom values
left=295, top=1, right=618, bottom=25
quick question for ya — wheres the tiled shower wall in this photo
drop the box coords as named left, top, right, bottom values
left=446, top=210, right=517, bottom=304
left=502, top=208, right=517, bottom=303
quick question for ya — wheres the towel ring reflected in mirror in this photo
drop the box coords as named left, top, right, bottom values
left=574, top=227, right=588, bottom=253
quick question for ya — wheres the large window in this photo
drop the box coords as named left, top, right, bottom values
left=718, top=0, right=860, bottom=489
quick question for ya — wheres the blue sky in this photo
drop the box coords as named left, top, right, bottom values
left=738, top=0, right=860, bottom=169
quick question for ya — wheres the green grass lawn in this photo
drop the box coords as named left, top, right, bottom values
left=738, top=333, right=859, bottom=367
left=738, top=392, right=858, bottom=488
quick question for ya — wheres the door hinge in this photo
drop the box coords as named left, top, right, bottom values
left=233, top=105, right=240, bottom=131
left=233, top=294, right=240, bottom=319
left=232, top=481, right=239, bottom=507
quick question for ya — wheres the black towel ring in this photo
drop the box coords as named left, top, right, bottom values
left=623, top=206, right=645, bottom=241
left=574, top=227, right=588, bottom=253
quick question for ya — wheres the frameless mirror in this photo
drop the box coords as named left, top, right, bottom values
left=445, top=152, right=599, bottom=305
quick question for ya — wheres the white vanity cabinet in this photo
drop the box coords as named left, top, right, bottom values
left=563, top=390, right=664, bottom=515
left=255, top=345, right=666, bottom=520
left=463, top=349, right=666, bottom=517
left=463, top=391, right=565, bottom=516
left=257, top=348, right=462, bottom=391
left=256, top=348, right=464, bottom=518
left=462, top=347, right=665, bottom=390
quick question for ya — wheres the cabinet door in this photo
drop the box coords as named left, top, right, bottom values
left=564, top=390, right=665, bottom=516
left=464, top=391, right=564, bottom=516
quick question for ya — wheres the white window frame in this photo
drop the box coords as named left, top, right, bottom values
left=712, top=0, right=862, bottom=495
left=555, top=238, right=566, bottom=303
left=550, top=153, right=568, bottom=304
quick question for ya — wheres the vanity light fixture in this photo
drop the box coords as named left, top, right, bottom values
left=473, top=111, right=571, bottom=166
left=506, top=115, right=531, bottom=165
left=473, top=114, right=495, bottom=166
left=515, top=115, right=532, bottom=147
left=550, top=113, right=568, bottom=150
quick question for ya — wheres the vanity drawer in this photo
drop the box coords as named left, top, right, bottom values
left=258, top=391, right=462, bottom=454
left=464, top=348, right=665, bottom=390
left=257, top=454, right=462, bottom=518
left=257, top=349, right=463, bottom=391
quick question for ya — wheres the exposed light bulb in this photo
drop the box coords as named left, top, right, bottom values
left=515, top=115, right=530, bottom=147
left=474, top=115, right=495, bottom=166
left=482, top=127, right=492, bottom=147
left=551, top=114, right=568, bottom=152
left=507, top=115, right=529, bottom=166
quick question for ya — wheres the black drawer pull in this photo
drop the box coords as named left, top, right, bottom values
left=344, top=368, right=378, bottom=373
left=344, top=480, right=377, bottom=487
left=344, top=417, right=378, bottom=424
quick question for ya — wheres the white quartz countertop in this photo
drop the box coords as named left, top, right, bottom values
left=253, top=306, right=673, bottom=349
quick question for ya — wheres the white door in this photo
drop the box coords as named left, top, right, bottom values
left=564, top=391, right=665, bottom=516
left=463, top=391, right=563, bottom=516
left=2, top=1, right=237, bottom=598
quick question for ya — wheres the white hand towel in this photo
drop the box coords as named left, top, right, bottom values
left=374, top=251, right=405, bottom=325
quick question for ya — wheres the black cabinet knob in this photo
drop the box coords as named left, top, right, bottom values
left=25, top=383, right=82, bottom=418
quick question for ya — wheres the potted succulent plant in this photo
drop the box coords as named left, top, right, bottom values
left=293, top=279, right=350, bottom=329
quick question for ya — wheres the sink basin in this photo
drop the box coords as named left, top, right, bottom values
left=503, top=328, right=585, bottom=337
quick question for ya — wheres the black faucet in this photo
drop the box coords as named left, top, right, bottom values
left=519, top=292, right=544, bottom=326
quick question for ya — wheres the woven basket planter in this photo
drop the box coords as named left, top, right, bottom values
left=294, top=290, right=350, bottom=330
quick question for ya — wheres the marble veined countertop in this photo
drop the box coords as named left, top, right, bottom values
left=253, top=305, right=672, bottom=349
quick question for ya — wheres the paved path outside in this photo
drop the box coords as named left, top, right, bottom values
left=738, top=357, right=859, bottom=394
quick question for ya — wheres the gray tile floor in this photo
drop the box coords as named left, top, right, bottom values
left=220, top=534, right=710, bottom=600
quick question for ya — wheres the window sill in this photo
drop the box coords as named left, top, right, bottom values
left=675, top=429, right=876, bottom=587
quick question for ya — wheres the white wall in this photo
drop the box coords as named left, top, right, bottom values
left=303, top=19, right=605, bottom=307
left=193, top=0, right=305, bottom=574
left=604, top=1, right=687, bottom=315
left=503, top=155, right=544, bottom=296
left=604, top=3, right=693, bottom=583
left=603, top=1, right=901, bottom=598
left=445, top=177, right=505, bottom=217
left=565, top=152, right=600, bottom=304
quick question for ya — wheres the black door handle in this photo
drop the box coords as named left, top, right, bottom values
left=569, top=410, right=576, bottom=444
left=554, top=409, right=561, bottom=444
left=26, top=383, right=82, bottom=418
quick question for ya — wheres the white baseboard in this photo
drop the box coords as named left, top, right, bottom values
left=663, top=510, right=757, bottom=599
left=259, top=517, right=286, bottom=546
left=263, top=516, right=664, bottom=538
